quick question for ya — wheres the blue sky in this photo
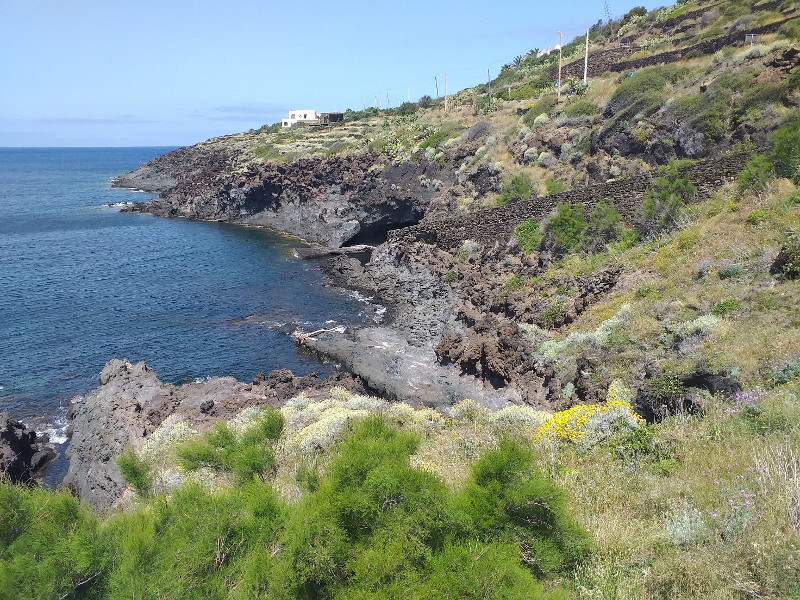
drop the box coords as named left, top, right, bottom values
left=1, top=0, right=663, bottom=147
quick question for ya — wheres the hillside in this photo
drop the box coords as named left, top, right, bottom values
left=4, top=0, right=800, bottom=597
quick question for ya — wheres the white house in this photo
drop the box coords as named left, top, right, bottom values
left=537, top=44, right=561, bottom=58
left=281, top=110, right=320, bottom=128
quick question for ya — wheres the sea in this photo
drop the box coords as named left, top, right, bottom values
left=0, top=147, right=370, bottom=483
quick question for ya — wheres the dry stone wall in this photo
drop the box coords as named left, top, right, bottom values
left=555, top=47, right=636, bottom=80
left=389, top=153, right=749, bottom=251
left=613, top=17, right=795, bottom=72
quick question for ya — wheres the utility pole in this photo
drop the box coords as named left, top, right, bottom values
left=444, top=70, right=448, bottom=112
left=557, top=31, right=563, bottom=103
left=409, top=83, right=412, bottom=103
left=584, top=29, right=590, bottom=84
left=487, top=69, right=491, bottom=108
left=387, top=89, right=391, bottom=109
left=435, top=76, right=439, bottom=98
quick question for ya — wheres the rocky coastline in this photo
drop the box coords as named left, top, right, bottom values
left=6, top=113, right=755, bottom=504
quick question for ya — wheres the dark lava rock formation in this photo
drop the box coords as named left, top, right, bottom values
left=64, top=359, right=364, bottom=508
left=0, top=414, right=55, bottom=483
left=118, top=152, right=457, bottom=248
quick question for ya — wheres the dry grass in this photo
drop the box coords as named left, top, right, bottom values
left=541, top=385, right=800, bottom=598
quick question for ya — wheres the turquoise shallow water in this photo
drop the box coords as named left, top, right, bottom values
left=0, top=148, right=366, bottom=432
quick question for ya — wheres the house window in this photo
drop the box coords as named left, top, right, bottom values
left=304, top=113, right=307, bottom=119
left=291, top=113, right=295, bottom=119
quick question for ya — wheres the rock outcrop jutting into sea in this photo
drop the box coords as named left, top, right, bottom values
left=116, top=149, right=458, bottom=248
left=63, top=359, right=364, bottom=507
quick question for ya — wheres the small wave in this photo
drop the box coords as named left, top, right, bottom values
left=347, top=290, right=374, bottom=303
left=37, top=410, right=69, bottom=445
left=102, top=201, right=135, bottom=210
left=194, top=376, right=212, bottom=384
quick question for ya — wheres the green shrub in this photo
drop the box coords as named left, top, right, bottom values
left=779, top=17, right=800, bottom=40
left=605, top=65, right=689, bottom=121
left=0, top=418, right=588, bottom=599
left=610, top=423, right=675, bottom=473
left=746, top=208, right=768, bottom=225
left=498, top=174, right=535, bottom=206
left=522, top=95, right=557, bottom=126
left=711, top=298, right=741, bottom=316
left=545, top=178, right=568, bottom=195
left=395, top=101, right=419, bottom=116
left=509, top=82, right=540, bottom=101
left=413, top=542, right=563, bottom=600
left=542, top=300, right=566, bottom=328
left=444, top=270, right=458, bottom=282
left=419, top=122, right=463, bottom=150
left=109, top=480, right=284, bottom=598
left=418, top=95, right=434, bottom=108
left=270, top=418, right=580, bottom=597
left=455, top=439, right=590, bottom=575
left=505, top=274, right=524, bottom=292
left=584, top=200, right=623, bottom=252
left=719, top=264, right=743, bottom=279
left=513, top=219, right=544, bottom=253
left=738, top=83, right=787, bottom=118
left=641, top=160, right=697, bottom=234
left=548, top=203, right=588, bottom=252
left=177, top=409, right=284, bottom=483
left=622, top=5, right=648, bottom=22
left=646, top=374, right=687, bottom=403
left=0, top=483, right=111, bottom=600
left=117, top=447, right=153, bottom=497
left=636, top=283, right=657, bottom=298
left=343, top=107, right=381, bottom=122
left=772, top=118, right=800, bottom=180
left=738, top=154, right=773, bottom=194
left=564, top=100, right=600, bottom=117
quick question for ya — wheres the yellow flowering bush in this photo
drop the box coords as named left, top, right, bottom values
left=537, top=399, right=643, bottom=444
left=605, top=379, right=634, bottom=404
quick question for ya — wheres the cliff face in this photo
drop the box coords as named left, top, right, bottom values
left=118, top=151, right=459, bottom=248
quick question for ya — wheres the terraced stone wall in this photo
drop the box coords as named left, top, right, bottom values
left=389, top=153, right=749, bottom=251
left=613, top=17, right=795, bottom=72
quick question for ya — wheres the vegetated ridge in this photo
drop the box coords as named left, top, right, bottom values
left=4, top=0, right=800, bottom=597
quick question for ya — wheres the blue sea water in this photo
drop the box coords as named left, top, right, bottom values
left=0, top=147, right=367, bottom=439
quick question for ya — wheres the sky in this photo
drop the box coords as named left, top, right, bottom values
left=1, top=0, right=664, bottom=147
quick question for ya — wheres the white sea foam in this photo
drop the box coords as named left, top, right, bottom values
left=373, top=305, right=387, bottom=323
left=38, top=411, right=69, bottom=445
left=194, top=376, right=212, bottom=384
left=102, top=201, right=135, bottom=210
left=347, top=290, right=374, bottom=303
